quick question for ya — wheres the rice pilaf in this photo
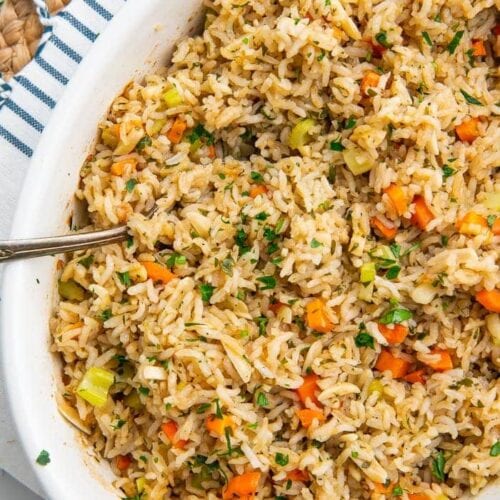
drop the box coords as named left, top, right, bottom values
left=51, top=0, right=500, bottom=499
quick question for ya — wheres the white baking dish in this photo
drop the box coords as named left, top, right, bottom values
left=0, top=0, right=498, bottom=498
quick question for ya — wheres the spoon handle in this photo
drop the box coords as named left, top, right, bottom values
left=0, top=225, right=128, bottom=262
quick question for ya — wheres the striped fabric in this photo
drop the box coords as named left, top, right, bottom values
left=0, top=0, right=127, bottom=239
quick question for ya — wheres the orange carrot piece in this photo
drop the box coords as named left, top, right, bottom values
left=361, top=70, right=380, bottom=96
left=223, top=471, right=261, bottom=500
left=371, top=216, right=397, bottom=240
left=410, top=196, right=434, bottom=231
left=455, top=117, right=480, bottom=143
left=408, top=494, right=430, bottom=500
left=384, top=184, right=408, bottom=216
left=457, top=211, right=488, bottom=235
left=296, top=408, right=325, bottom=428
left=471, top=39, right=486, bottom=56
left=375, top=350, right=411, bottom=378
left=110, top=158, right=138, bottom=176
left=296, top=373, right=321, bottom=406
left=373, top=482, right=393, bottom=494
left=403, top=370, right=426, bottom=384
left=286, top=469, right=310, bottom=482
left=208, top=144, right=216, bottom=159
left=249, top=185, right=268, bottom=198
left=269, top=301, right=285, bottom=315
left=167, top=117, right=187, bottom=144
left=493, top=218, right=500, bottom=236
left=378, top=324, right=409, bottom=344
left=476, top=289, right=500, bottom=313
left=205, top=414, right=235, bottom=436
left=116, top=454, right=132, bottom=471
left=161, top=420, right=188, bottom=449
left=143, top=261, right=176, bottom=284
left=422, top=348, right=453, bottom=372
left=306, top=299, right=333, bottom=333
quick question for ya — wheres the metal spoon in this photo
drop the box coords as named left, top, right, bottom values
left=0, top=198, right=139, bottom=262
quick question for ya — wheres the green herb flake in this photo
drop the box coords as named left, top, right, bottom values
left=138, top=386, right=150, bottom=396
left=117, top=271, right=132, bottom=287
left=125, top=179, right=138, bottom=192
left=422, top=31, right=433, bottom=47
left=343, top=117, right=357, bottom=129
left=442, top=165, right=456, bottom=178
left=351, top=451, right=359, bottom=458
left=255, top=211, right=270, bottom=221
left=136, top=135, right=152, bottom=151
left=441, top=235, right=449, bottom=247
left=431, top=450, right=446, bottom=482
left=166, top=253, right=187, bottom=268
left=379, top=308, right=412, bottom=325
left=214, top=398, right=223, bottom=419
left=487, top=215, right=496, bottom=228
left=392, top=485, right=404, bottom=496
left=275, top=452, right=289, bottom=466
left=310, top=238, right=323, bottom=248
left=447, top=30, right=464, bottom=54
left=255, top=316, right=269, bottom=336
left=257, top=275, right=276, bottom=290
left=100, top=309, right=112, bottom=321
left=235, top=228, right=251, bottom=255
left=490, top=441, right=500, bottom=457
left=386, top=265, right=401, bottom=280
left=250, top=171, right=264, bottom=183
left=112, top=419, right=126, bottom=430
left=36, top=450, right=51, bottom=466
left=375, top=31, right=391, bottom=48
left=256, top=391, right=269, bottom=407
left=78, top=255, right=94, bottom=269
left=354, top=332, right=375, bottom=349
left=460, top=89, right=483, bottom=106
left=329, top=139, right=345, bottom=151
left=199, top=283, right=215, bottom=302
left=196, top=403, right=211, bottom=414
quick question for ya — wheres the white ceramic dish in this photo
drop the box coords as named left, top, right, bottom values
left=0, top=1, right=498, bottom=498
left=0, top=0, right=203, bottom=498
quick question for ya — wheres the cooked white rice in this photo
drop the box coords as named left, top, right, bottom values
left=51, top=1, right=500, bottom=499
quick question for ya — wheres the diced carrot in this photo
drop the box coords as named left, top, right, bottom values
left=410, top=196, right=434, bottom=231
left=116, top=454, right=132, bottom=471
left=384, top=184, right=408, bottom=216
left=403, top=370, right=426, bottom=384
left=476, top=289, right=500, bottom=313
left=296, top=408, right=325, bottom=428
left=471, top=39, right=486, bottom=57
left=166, top=117, right=187, bottom=144
left=161, top=420, right=188, bottom=449
left=375, top=350, right=411, bottom=379
left=205, top=414, right=235, bottom=436
left=208, top=144, right=216, bottom=159
left=493, top=218, right=500, bottom=236
left=269, top=301, right=285, bottom=315
left=408, top=494, right=430, bottom=500
left=422, top=348, right=453, bottom=372
left=371, top=216, right=397, bottom=240
left=457, top=211, right=488, bottom=235
left=223, top=471, right=261, bottom=499
left=373, top=482, right=393, bottom=494
left=110, top=158, right=138, bottom=176
left=296, top=373, right=321, bottom=406
left=249, top=185, right=268, bottom=198
left=378, top=324, right=408, bottom=344
left=455, top=117, right=481, bottom=143
left=143, top=261, right=176, bottom=284
left=286, top=469, right=310, bottom=482
left=361, top=70, right=380, bottom=96
left=306, top=299, right=333, bottom=333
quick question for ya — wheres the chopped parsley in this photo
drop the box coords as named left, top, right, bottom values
left=235, top=228, right=251, bottom=255
left=138, top=386, right=150, bottom=396
left=422, top=31, right=432, bottom=47
left=100, top=309, right=112, bottom=321
left=487, top=215, right=496, bottom=228
left=250, top=171, right=264, bottom=183
left=490, top=441, right=500, bottom=457
left=78, top=255, right=94, bottom=269
left=392, top=485, right=404, bottom=496
left=255, top=316, right=269, bottom=336
left=257, top=275, right=276, bottom=290
left=125, top=178, right=138, bottom=192
left=375, top=31, right=391, bottom=48
left=310, top=238, right=323, bottom=248
left=36, top=450, right=51, bottom=466
left=196, top=403, right=211, bottom=414
left=379, top=307, right=412, bottom=324
left=447, top=30, right=464, bottom=54
left=431, top=450, right=446, bottom=482
left=275, top=453, right=289, bottom=466
left=442, top=165, right=456, bottom=178
left=354, top=332, right=375, bottom=349
left=136, top=135, right=152, bottom=151
left=117, top=271, right=131, bottom=287
left=112, top=419, right=126, bottom=430
left=329, top=139, right=345, bottom=151
left=440, top=235, right=449, bottom=247
left=199, top=283, right=215, bottom=302
left=256, top=391, right=269, bottom=407
left=342, top=117, right=357, bottom=129
left=166, top=253, right=187, bottom=267
left=255, top=211, right=270, bottom=221
left=187, top=124, right=215, bottom=145
left=386, top=265, right=401, bottom=280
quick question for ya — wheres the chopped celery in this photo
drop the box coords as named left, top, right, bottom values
left=343, top=148, right=374, bottom=175
left=101, top=126, right=119, bottom=148
left=288, top=118, right=316, bottom=149
left=149, top=118, right=167, bottom=136
left=360, top=262, right=376, bottom=283
left=76, top=367, right=114, bottom=407
left=58, top=279, right=86, bottom=301
left=163, top=87, right=183, bottom=108
left=124, top=389, right=143, bottom=410
left=483, top=192, right=500, bottom=211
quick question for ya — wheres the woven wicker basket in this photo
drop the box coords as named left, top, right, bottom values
left=0, top=0, right=70, bottom=79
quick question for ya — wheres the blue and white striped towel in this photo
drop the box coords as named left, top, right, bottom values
left=0, top=0, right=126, bottom=494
